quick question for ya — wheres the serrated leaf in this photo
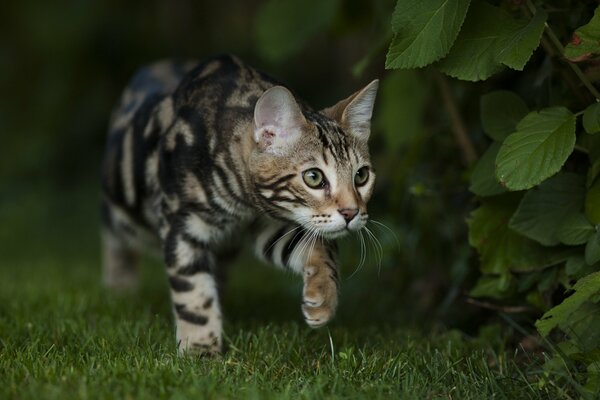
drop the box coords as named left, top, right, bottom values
left=564, top=6, right=600, bottom=62
left=558, top=213, right=595, bottom=245
left=469, top=195, right=575, bottom=275
left=255, top=0, right=340, bottom=62
left=536, top=271, right=600, bottom=336
left=561, top=302, right=600, bottom=353
left=586, top=179, right=600, bottom=224
left=469, top=142, right=506, bottom=197
left=437, top=3, right=545, bottom=81
left=496, top=10, right=547, bottom=70
left=480, top=91, right=529, bottom=141
left=586, top=230, right=600, bottom=265
left=386, top=0, right=471, bottom=69
left=583, top=103, right=600, bottom=134
left=496, top=107, right=576, bottom=190
left=509, top=173, right=586, bottom=246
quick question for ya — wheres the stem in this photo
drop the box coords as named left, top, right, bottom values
left=465, top=297, right=535, bottom=314
left=574, top=144, right=589, bottom=154
left=526, top=0, right=600, bottom=100
left=433, top=72, right=478, bottom=166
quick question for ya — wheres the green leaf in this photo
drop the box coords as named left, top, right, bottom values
left=469, top=195, right=575, bottom=275
left=566, top=255, right=587, bottom=277
left=586, top=179, right=600, bottom=224
left=586, top=230, right=600, bottom=266
left=480, top=91, right=529, bottom=141
left=557, top=213, right=595, bottom=246
left=509, top=173, right=586, bottom=246
left=582, top=134, right=600, bottom=187
left=375, top=70, right=428, bottom=151
left=386, top=0, right=471, bottom=69
left=496, top=107, right=577, bottom=191
left=536, top=271, right=600, bottom=336
left=564, top=6, right=600, bottom=62
left=583, top=103, right=600, bottom=134
left=469, top=274, right=513, bottom=299
left=255, top=0, right=340, bottom=62
left=437, top=3, right=546, bottom=81
left=495, top=9, right=547, bottom=71
left=562, top=302, right=600, bottom=353
left=469, top=142, right=506, bottom=197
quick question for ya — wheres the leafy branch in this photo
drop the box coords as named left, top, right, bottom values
left=525, top=0, right=600, bottom=100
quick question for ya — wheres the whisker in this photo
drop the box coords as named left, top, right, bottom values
left=369, top=219, right=401, bottom=250
left=364, top=226, right=383, bottom=275
left=307, top=228, right=320, bottom=264
left=265, top=225, right=302, bottom=254
left=346, top=229, right=366, bottom=280
left=293, top=226, right=316, bottom=268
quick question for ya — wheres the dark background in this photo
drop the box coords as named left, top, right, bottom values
left=0, top=0, right=478, bottom=329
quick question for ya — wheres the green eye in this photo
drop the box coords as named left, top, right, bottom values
left=302, top=168, right=326, bottom=189
left=355, top=167, right=369, bottom=186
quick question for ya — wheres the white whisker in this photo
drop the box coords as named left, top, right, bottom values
left=292, top=226, right=316, bottom=268
left=364, top=226, right=383, bottom=275
left=265, top=225, right=302, bottom=254
left=346, top=228, right=366, bottom=280
left=369, top=219, right=400, bottom=250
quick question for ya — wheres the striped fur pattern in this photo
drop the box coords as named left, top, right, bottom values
left=101, top=55, right=378, bottom=355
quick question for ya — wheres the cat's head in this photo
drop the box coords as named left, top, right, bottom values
left=249, top=80, right=378, bottom=239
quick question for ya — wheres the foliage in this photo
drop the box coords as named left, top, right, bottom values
left=381, top=0, right=600, bottom=394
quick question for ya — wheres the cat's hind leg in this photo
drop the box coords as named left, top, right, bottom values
left=101, top=201, right=141, bottom=290
left=101, top=229, right=140, bottom=290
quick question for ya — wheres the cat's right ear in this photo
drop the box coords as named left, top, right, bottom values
left=254, top=86, right=307, bottom=154
left=321, top=79, right=379, bottom=141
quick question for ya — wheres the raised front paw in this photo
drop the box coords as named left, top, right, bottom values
left=301, top=265, right=338, bottom=328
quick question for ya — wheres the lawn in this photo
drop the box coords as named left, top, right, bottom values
left=0, top=184, right=570, bottom=399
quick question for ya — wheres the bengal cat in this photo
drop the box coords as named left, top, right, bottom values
left=101, top=54, right=378, bottom=355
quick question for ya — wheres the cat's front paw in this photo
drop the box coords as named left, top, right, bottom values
left=176, top=321, right=222, bottom=356
left=177, top=335, right=222, bottom=357
left=301, top=265, right=338, bottom=328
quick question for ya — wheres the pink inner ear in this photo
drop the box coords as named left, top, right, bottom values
left=261, top=129, right=275, bottom=147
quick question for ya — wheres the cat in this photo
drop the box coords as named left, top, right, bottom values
left=101, top=54, right=378, bottom=355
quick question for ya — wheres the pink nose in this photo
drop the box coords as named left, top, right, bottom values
left=338, top=208, right=359, bottom=223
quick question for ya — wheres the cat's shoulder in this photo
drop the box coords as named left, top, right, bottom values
left=179, top=54, right=280, bottom=93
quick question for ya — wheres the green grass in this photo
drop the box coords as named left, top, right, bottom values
left=0, top=184, right=572, bottom=399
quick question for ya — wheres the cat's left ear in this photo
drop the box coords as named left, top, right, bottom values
left=321, top=79, right=379, bottom=141
left=254, top=86, right=307, bottom=154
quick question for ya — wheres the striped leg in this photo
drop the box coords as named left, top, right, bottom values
left=255, top=222, right=339, bottom=328
left=164, top=230, right=222, bottom=355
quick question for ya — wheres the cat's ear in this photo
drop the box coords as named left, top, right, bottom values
left=253, top=86, right=307, bottom=153
left=321, top=79, right=379, bottom=141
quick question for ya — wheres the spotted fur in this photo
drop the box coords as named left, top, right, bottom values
left=101, top=54, right=378, bottom=355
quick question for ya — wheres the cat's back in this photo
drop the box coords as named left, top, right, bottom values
left=172, top=55, right=280, bottom=138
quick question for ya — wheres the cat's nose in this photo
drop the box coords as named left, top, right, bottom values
left=338, top=208, right=359, bottom=223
